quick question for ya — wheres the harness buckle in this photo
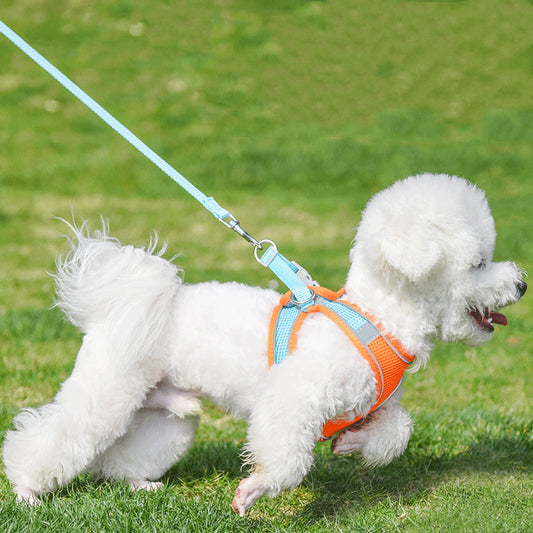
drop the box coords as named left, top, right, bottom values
left=290, top=260, right=319, bottom=287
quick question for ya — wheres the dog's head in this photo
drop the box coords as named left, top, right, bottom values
left=346, top=173, right=526, bottom=351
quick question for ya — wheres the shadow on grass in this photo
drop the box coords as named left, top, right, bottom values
left=3, top=412, right=528, bottom=531
left=160, top=412, right=531, bottom=524
left=164, top=440, right=246, bottom=483
left=299, top=430, right=531, bottom=520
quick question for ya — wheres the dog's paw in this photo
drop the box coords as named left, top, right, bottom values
left=331, top=428, right=367, bottom=456
left=231, top=473, right=266, bottom=517
left=16, top=488, right=41, bottom=506
left=128, top=480, right=163, bottom=492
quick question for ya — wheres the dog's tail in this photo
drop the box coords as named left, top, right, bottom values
left=53, top=220, right=182, bottom=344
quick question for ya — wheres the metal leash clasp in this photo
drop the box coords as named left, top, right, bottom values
left=220, top=213, right=263, bottom=249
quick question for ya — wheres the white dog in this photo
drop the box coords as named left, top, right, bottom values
left=2, top=173, right=526, bottom=514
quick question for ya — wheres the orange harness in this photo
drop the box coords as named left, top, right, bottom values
left=268, top=287, right=415, bottom=441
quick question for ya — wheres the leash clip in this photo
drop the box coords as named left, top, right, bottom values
left=220, top=213, right=262, bottom=249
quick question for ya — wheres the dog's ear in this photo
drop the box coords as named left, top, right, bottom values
left=378, top=220, right=443, bottom=283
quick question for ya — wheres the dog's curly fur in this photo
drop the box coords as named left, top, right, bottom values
left=2, top=174, right=526, bottom=514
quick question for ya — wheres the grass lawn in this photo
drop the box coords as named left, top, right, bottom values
left=0, top=1, right=531, bottom=531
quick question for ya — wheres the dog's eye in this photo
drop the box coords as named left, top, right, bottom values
left=473, top=258, right=487, bottom=270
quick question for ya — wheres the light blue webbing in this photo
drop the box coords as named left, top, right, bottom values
left=273, top=305, right=301, bottom=365
left=0, top=19, right=316, bottom=305
left=258, top=246, right=315, bottom=309
left=273, top=294, right=376, bottom=366
left=0, top=19, right=229, bottom=222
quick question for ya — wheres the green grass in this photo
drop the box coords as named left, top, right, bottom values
left=0, top=0, right=532, bottom=531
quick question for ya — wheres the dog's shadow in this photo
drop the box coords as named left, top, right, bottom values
left=162, top=426, right=530, bottom=521
left=164, top=440, right=245, bottom=483
left=301, top=433, right=530, bottom=519
left=35, top=422, right=529, bottom=526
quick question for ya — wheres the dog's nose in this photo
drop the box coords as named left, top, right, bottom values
left=517, top=280, right=527, bottom=298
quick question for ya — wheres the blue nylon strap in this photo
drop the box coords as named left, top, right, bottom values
left=0, top=19, right=318, bottom=295
left=0, top=19, right=230, bottom=223
left=259, top=246, right=315, bottom=308
left=273, top=293, right=373, bottom=366
left=272, top=305, right=300, bottom=365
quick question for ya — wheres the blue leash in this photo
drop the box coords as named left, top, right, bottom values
left=0, top=19, right=316, bottom=305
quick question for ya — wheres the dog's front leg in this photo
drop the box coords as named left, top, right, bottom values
left=232, top=413, right=318, bottom=517
left=331, top=391, right=413, bottom=465
left=231, top=364, right=331, bottom=516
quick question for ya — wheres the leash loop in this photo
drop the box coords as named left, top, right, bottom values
left=254, top=240, right=277, bottom=266
left=0, top=19, right=246, bottom=237
left=255, top=241, right=316, bottom=310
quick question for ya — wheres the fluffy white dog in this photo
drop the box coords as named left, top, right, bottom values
left=2, top=173, right=526, bottom=514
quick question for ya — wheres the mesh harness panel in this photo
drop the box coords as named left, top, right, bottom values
left=268, top=287, right=415, bottom=441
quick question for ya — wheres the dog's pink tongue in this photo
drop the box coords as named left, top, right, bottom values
left=490, top=311, right=507, bottom=326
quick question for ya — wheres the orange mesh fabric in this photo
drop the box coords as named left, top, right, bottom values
left=267, top=287, right=415, bottom=441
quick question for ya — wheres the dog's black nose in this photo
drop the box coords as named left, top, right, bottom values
left=517, top=280, right=527, bottom=298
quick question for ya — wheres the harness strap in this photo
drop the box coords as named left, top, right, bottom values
left=268, top=287, right=415, bottom=440
left=257, top=242, right=315, bottom=309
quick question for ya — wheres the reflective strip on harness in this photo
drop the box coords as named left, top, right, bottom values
left=267, top=287, right=415, bottom=441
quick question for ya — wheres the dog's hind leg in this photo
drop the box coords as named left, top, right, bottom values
left=89, top=408, right=199, bottom=490
left=2, top=325, right=163, bottom=503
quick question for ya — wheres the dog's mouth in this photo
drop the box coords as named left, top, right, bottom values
left=469, top=308, right=507, bottom=332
